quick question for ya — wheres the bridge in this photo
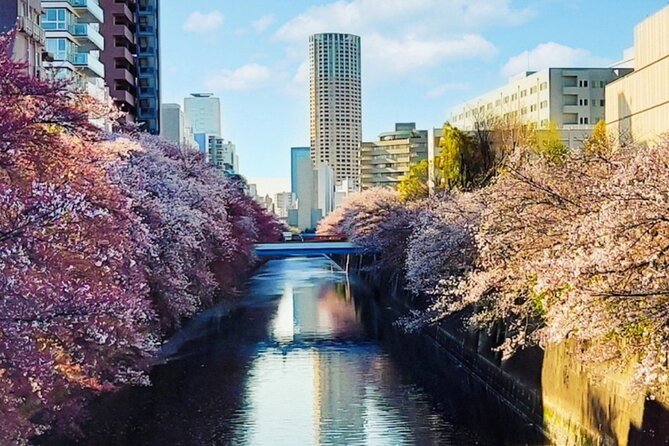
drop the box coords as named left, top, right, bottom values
left=253, top=241, right=368, bottom=257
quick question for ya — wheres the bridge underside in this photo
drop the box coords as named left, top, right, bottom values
left=254, top=242, right=367, bottom=258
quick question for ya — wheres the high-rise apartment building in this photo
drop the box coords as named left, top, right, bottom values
left=450, top=68, right=632, bottom=147
left=606, top=5, right=669, bottom=143
left=309, top=33, right=362, bottom=190
left=360, top=123, right=428, bottom=190
left=41, top=0, right=107, bottom=100
left=135, top=0, right=159, bottom=134
left=0, top=0, right=45, bottom=77
left=100, top=0, right=137, bottom=122
left=184, top=93, right=222, bottom=136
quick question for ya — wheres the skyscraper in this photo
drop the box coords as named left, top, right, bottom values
left=309, top=33, right=361, bottom=190
left=184, top=93, right=222, bottom=136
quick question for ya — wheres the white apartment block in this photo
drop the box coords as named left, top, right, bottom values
left=41, top=0, right=108, bottom=101
left=450, top=68, right=632, bottom=147
left=160, top=103, right=198, bottom=149
left=309, top=33, right=362, bottom=190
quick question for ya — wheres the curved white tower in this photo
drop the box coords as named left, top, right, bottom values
left=309, top=33, right=362, bottom=191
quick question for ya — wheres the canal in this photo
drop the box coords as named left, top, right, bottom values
left=46, top=257, right=547, bottom=446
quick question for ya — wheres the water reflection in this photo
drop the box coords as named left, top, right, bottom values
left=43, top=257, right=542, bottom=446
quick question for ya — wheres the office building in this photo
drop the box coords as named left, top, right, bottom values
left=184, top=93, right=222, bottom=136
left=41, top=0, right=107, bottom=100
left=160, top=103, right=198, bottom=149
left=274, top=192, right=297, bottom=219
left=360, top=123, right=428, bottom=190
left=0, top=0, right=45, bottom=77
left=309, top=33, right=362, bottom=190
left=606, top=5, right=669, bottom=143
left=100, top=0, right=137, bottom=122
left=135, top=0, right=159, bottom=133
left=289, top=146, right=317, bottom=230
left=451, top=68, right=632, bottom=148
left=316, top=163, right=335, bottom=216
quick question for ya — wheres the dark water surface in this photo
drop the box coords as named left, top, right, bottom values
left=47, top=257, right=546, bottom=446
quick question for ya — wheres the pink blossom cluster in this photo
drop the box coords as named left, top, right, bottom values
left=319, top=143, right=669, bottom=389
left=0, top=33, right=283, bottom=443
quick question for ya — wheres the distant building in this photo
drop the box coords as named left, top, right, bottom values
left=184, top=93, right=222, bottom=136
left=290, top=146, right=317, bottom=230
left=195, top=133, right=237, bottom=174
left=0, top=0, right=45, bottom=77
left=135, top=0, right=160, bottom=134
left=309, top=33, right=362, bottom=190
left=41, top=0, right=108, bottom=101
left=450, top=68, right=632, bottom=148
left=606, top=5, right=669, bottom=143
left=274, top=192, right=297, bottom=219
left=160, top=103, right=198, bottom=149
left=360, top=123, right=428, bottom=190
left=316, top=163, right=335, bottom=216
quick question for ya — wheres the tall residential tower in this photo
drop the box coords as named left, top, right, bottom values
left=309, top=33, right=361, bottom=190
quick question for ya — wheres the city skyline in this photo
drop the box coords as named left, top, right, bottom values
left=159, top=0, right=667, bottom=195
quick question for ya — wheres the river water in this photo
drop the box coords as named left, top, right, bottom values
left=47, top=257, right=547, bottom=446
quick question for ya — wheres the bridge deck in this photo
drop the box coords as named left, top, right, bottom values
left=254, top=242, right=367, bottom=257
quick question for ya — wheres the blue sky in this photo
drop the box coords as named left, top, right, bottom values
left=160, top=0, right=667, bottom=196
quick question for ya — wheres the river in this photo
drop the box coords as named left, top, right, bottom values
left=44, top=256, right=547, bottom=446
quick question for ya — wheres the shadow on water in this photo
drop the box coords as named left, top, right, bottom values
left=40, top=257, right=549, bottom=446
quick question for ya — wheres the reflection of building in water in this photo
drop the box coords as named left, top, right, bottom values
left=313, top=348, right=367, bottom=444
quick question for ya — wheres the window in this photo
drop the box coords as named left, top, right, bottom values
left=600, top=99, right=605, bottom=106
left=530, top=86, right=537, bottom=94
left=540, top=82, right=548, bottom=91
left=578, top=80, right=589, bottom=87
left=579, top=99, right=589, bottom=106
left=579, top=117, right=590, bottom=124
left=42, top=8, right=68, bottom=30
left=540, top=100, right=548, bottom=109
left=46, top=38, right=71, bottom=61
left=520, top=90, right=527, bottom=98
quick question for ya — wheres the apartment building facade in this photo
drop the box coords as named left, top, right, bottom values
left=309, top=33, right=362, bottom=190
left=41, top=0, right=107, bottom=100
left=451, top=68, right=632, bottom=147
left=360, top=123, right=428, bottom=190
left=100, top=0, right=137, bottom=121
left=606, top=5, right=669, bottom=143
left=0, top=0, right=45, bottom=77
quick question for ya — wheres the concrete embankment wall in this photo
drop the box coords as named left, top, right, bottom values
left=337, top=254, right=669, bottom=446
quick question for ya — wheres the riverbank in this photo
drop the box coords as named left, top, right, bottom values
left=337, top=254, right=669, bottom=446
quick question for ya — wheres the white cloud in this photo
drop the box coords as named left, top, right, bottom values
left=273, top=0, right=529, bottom=78
left=275, top=0, right=533, bottom=43
left=252, top=14, right=276, bottom=33
left=182, top=11, right=224, bottom=33
left=426, top=82, right=471, bottom=98
left=205, top=63, right=273, bottom=91
left=502, top=42, right=612, bottom=78
left=365, top=33, right=496, bottom=75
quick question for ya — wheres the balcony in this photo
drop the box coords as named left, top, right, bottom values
left=69, top=23, right=104, bottom=51
left=111, top=24, right=135, bottom=44
left=70, top=0, right=104, bottom=23
left=111, top=2, right=134, bottom=22
left=17, top=16, right=46, bottom=45
left=111, top=45, right=134, bottom=64
left=112, top=89, right=136, bottom=107
left=71, top=52, right=105, bottom=78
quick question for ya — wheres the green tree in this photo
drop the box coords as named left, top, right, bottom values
left=531, top=121, right=568, bottom=162
left=398, top=159, right=429, bottom=201
left=583, top=120, right=611, bottom=155
left=437, top=123, right=481, bottom=190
